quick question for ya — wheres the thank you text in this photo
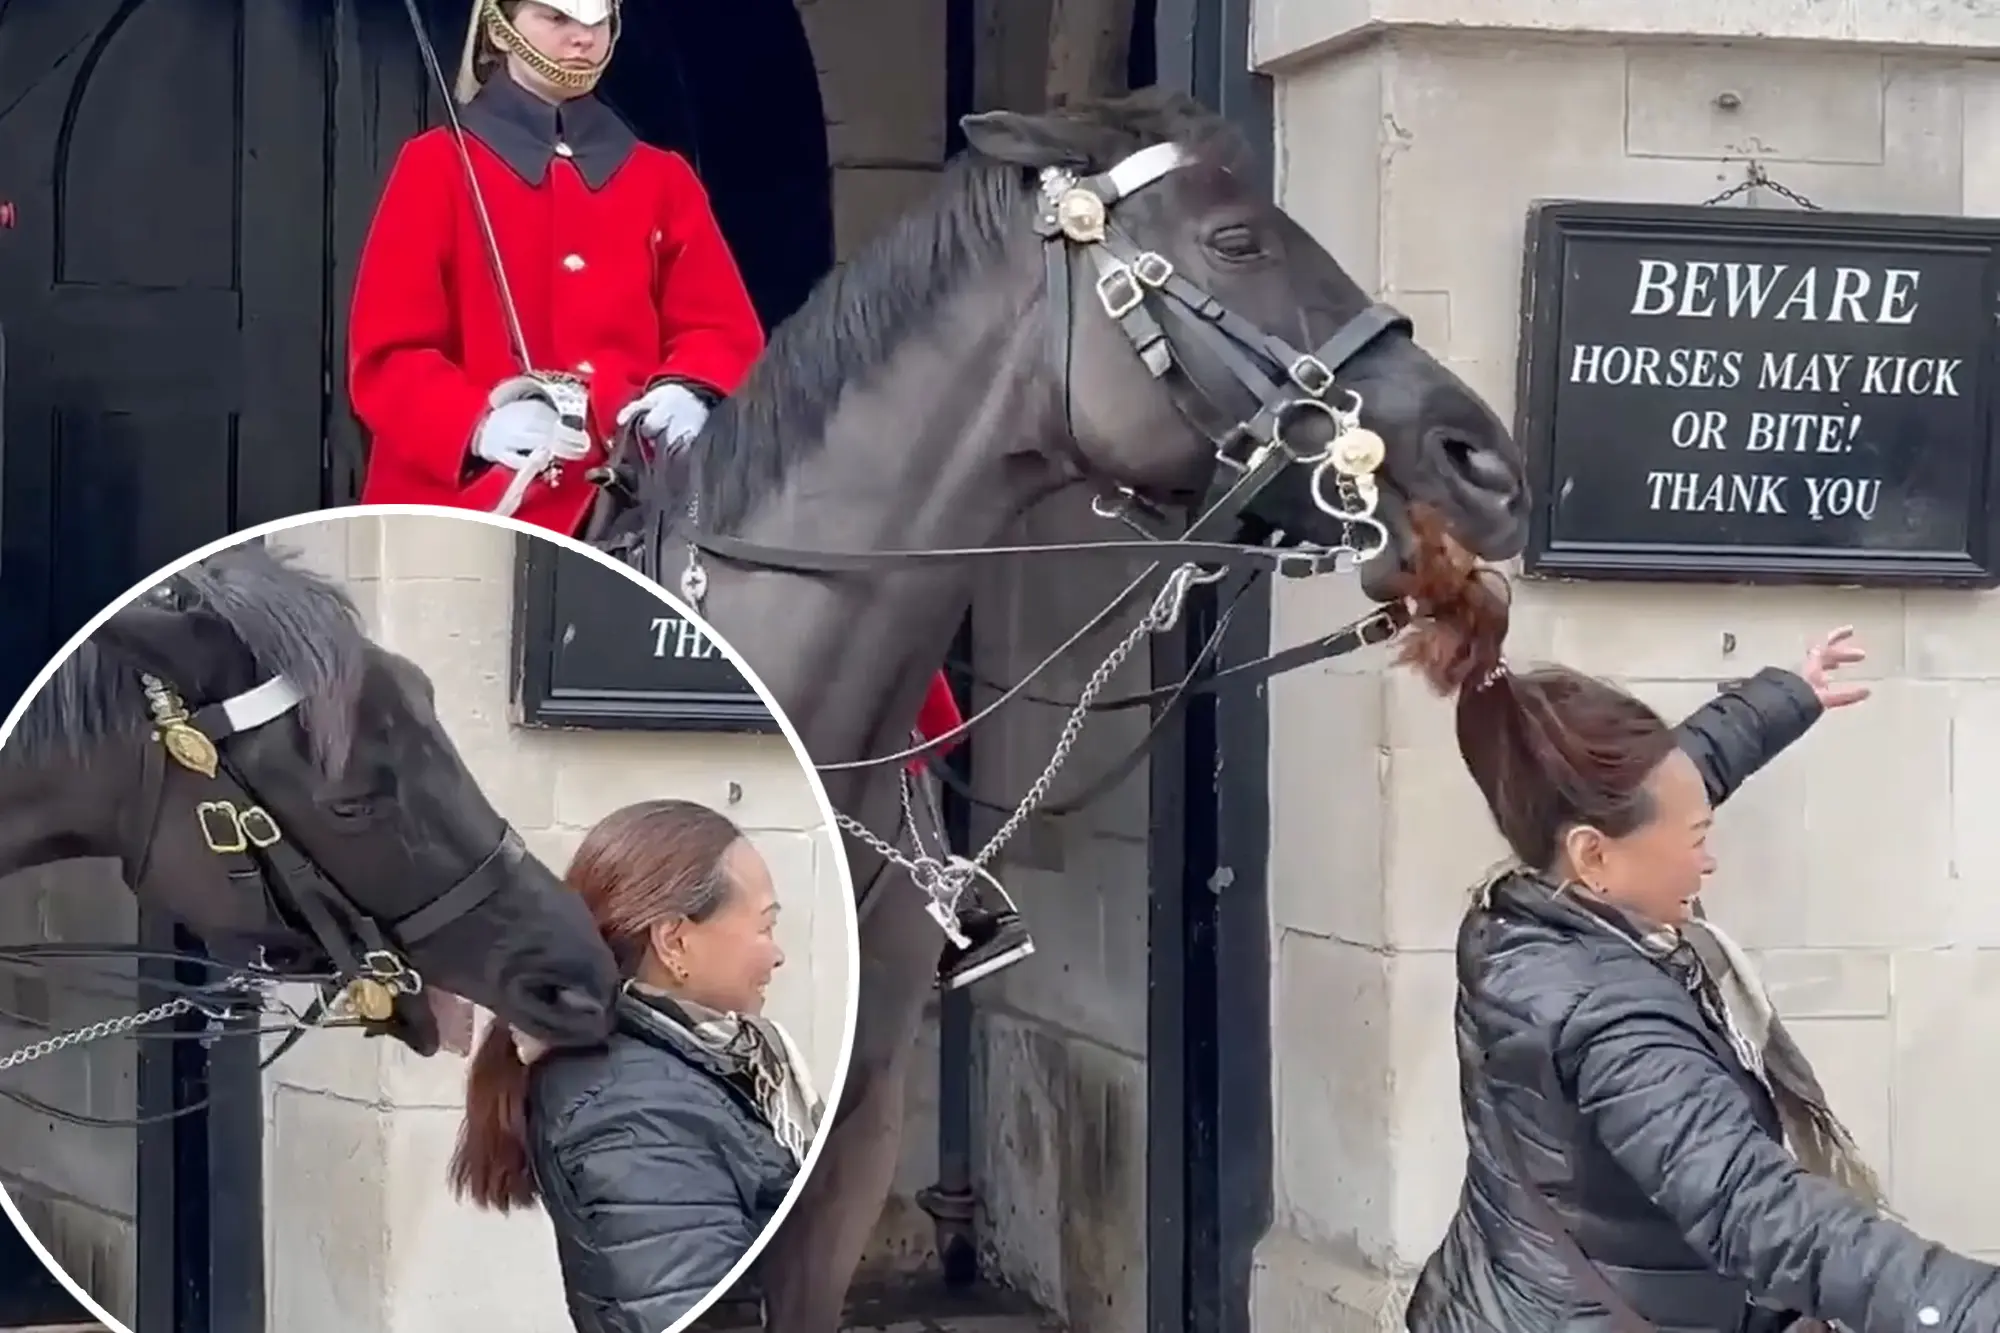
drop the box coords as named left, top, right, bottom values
left=1518, top=204, right=2000, bottom=585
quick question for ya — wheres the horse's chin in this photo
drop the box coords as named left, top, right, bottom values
left=1358, top=547, right=1405, bottom=603
left=370, top=992, right=442, bottom=1056
left=1356, top=485, right=1416, bottom=604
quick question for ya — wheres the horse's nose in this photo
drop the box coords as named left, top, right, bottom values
left=506, top=971, right=614, bottom=1044
left=1427, top=423, right=1521, bottom=499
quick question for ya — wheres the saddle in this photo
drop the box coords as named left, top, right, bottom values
left=578, top=416, right=652, bottom=550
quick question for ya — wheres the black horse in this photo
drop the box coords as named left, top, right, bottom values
left=588, top=90, right=1530, bottom=1329
left=0, top=539, right=620, bottom=1060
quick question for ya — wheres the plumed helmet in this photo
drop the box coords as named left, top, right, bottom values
left=454, top=0, right=621, bottom=103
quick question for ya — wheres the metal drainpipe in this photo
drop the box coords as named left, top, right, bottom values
left=917, top=614, right=980, bottom=1286
left=916, top=0, right=982, bottom=1287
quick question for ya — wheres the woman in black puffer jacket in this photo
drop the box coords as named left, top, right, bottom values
left=449, top=800, right=824, bottom=1333
left=1394, top=521, right=2000, bottom=1333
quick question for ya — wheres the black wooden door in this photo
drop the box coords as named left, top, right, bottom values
left=0, top=0, right=330, bottom=708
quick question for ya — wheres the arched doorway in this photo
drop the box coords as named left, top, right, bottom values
left=598, top=0, right=834, bottom=331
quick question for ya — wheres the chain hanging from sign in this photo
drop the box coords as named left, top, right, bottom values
left=1697, top=159, right=1823, bottom=213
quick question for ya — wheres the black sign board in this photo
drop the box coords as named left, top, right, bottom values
left=511, top=538, right=777, bottom=732
left=1516, top=201, right=2000, bottom=586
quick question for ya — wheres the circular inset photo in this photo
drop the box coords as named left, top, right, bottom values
left=0, top=508, right=856, bottom=1333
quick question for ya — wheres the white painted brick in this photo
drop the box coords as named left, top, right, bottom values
left=375, top=513, right=511, bottom=582
left=1377, top=39, right=1629, bottom=360
left=1905, top=586, right=2000, bottom=678
left=1273, top=932, right=1393, bottom=1256
left=1947, top=683, right=2000, bottom=931
left=1625, top=47, right=1885, bottom=165
left=1786, top=1016, right=1894, bottom=1188
left=267, top=1089, right=391, bottom=1332
left=271, top=522, right=357, bottom=583
left=550, top=732, right=826, bottom=832
left=342, top=512, right=384, bottom=581
left=1889, top=949, right=2000, bottom=1250
left=1251, top=1225, right=1415, bottom=1333
left=1268, top=668, right=1387, bottom=944
left=381, top=1106, right=571, bottom=1333
left=1384, top=950, right=1464, bottom=1258
left=1251, top=0, right=2000, bottom=71
left=1960, top=61, right=2000, bottom=216
left=1756, top=949, right=1892, bottom=1020
left=1536, top=583, right=1906, bottom=683
left=1273, top=54, right=1383, bottom=293
left=1381, top=738, right=1504, bottom=952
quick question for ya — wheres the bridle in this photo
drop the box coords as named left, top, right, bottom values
left=0, top=607, right=528, bottom=1127
left=586, top=138, right=1424, bottom=926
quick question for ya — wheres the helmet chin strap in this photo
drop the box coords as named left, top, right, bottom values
left=479, top=0, right=619, bottom=95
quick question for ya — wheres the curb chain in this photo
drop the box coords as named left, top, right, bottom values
left=0, top=997, right=197, bottom=1073
left=836, top=562, right=1215, bottom=915
left=0, top=975, right=271, bottom=1074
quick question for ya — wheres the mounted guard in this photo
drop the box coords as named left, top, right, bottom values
left=348, top=0, right=759, bottom=531
left=348, top=0, right=1029, bottom=989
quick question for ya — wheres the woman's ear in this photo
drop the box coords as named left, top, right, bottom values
left=1562, top=824, right=1611, bottom=892
left=647, top=917, right=687, bottom=981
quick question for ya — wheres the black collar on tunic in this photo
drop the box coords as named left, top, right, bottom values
left=459, top=71, right=637, bottom=190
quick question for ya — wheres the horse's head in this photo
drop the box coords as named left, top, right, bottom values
left=962, top=90, right=1527, bottom=599
left=4, top=545, right=620, bottom=1056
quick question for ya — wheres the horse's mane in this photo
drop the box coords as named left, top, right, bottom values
left=6, top=541, right=371, bottom=776
left=667, top=87, right=1243, bottom=532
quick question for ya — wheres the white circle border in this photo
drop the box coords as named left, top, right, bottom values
left=0, top=502, right=862, bottom=1333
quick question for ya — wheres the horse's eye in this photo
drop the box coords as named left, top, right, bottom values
left=325, top=795, right=376, bottom=821
left=1207, top=224, right=1262, bottom=260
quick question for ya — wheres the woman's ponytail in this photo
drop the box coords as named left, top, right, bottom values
left=1393, top=505, right=1511, bottom=696
left=449, top=1017, right=541, bottom=1212
left=1391, top=505, right=1674, bottom=870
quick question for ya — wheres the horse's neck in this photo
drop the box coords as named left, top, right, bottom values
left=693, top=282, right=1055, bottom=810
left=0, top=751, right=127, bottom=878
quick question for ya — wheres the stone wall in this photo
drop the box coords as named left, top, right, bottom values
left=264, top=513, right=850, bottom=1333
left=1256, top=7, right=2000, bottom=1326
left=0, top=861, right=138, bottom=1326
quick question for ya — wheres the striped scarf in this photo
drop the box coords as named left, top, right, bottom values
left=513, top=985, right=825, bottom=1166
left=1558, top=882, right=1889, bottom=1214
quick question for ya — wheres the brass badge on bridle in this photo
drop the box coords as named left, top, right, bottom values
left=140, top=674, right=220, bottom=779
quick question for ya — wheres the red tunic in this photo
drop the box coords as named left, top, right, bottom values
left=347, top=124, right=763, bottom=533
left=347, top=81, right=966, bottom=758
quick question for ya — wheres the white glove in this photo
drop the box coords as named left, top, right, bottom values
left=617, top=382, right=710, bottom=445
left=472, top=399, right=559, bottom=470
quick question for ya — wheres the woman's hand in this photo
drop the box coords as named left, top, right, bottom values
left=1800, top=625, right=1870, bottom=709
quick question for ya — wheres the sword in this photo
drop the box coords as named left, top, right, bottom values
left=395, top=0, right=591, bottom=513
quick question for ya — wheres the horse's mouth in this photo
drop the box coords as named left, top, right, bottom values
left=1358, top=486, right=1414, bottom=603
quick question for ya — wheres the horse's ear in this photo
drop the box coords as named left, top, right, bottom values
left=960, top=110, right=1080, bottom=168
left=91, top=603, right=215, bottom=691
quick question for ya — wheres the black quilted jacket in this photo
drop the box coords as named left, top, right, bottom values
left=1406, top=667, right=2000, bottom=1333
left=527, top=991, right=796, bottom=1333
